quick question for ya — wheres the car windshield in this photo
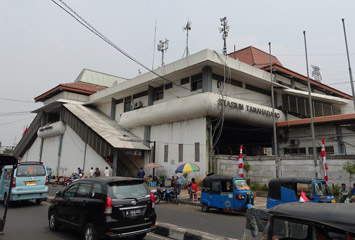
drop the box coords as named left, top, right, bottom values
left=16, top=164, right=46, bottom=177
left=108, top=181, right=150, bottom=199
left=234, top=180, right=250, bottom=190
left=314, top=181, right=331, bottom=196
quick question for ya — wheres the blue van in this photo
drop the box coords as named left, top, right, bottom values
left=0, top=162, right=48, bottom=204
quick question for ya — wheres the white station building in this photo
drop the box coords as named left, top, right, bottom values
left=14, top=47, right=355, bottom=179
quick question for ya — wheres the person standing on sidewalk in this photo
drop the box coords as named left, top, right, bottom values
left=174, top=171, right=182, bottom=201
left=104, top=167, right=109, bottom=177
left=89, top=167, right=94, bottom=178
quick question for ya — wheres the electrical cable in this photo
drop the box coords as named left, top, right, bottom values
left=0, top=117, right=33, bottom=126
left=0, top=97, right=37, bottom=103
left=51, top=0, right=202, bottom=98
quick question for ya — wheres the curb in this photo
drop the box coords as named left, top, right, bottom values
left=155, top=222, right=239, bottom=240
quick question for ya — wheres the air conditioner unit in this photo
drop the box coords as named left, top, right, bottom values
left=290, top=139, right=300, bottom=146
left=131, top=101, right=143, bottom=109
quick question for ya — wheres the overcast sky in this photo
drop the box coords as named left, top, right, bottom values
left=1, top=0, right=355, bottom=148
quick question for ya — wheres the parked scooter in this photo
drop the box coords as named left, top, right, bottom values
left=153, top=186, right=177, bottom=204
left=52, top=175, right=71, bottom=187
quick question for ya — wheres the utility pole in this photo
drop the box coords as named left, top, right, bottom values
left=157, top=39, right=169, bottom=67
left=269, top=42, right=280, bottom=178
left=303, top=31, right=318, bottom=178
left=219, top=17, right=230, bottom=56
left=342, top=18, right=355, bottom=111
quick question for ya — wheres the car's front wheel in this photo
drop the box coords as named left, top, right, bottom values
left=84, top=223, right=98, bottom=240
left=48, top=211, right=60, bottom=231
left=36, top=199, right=42, bottom=204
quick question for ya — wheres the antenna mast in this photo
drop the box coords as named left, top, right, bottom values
left=182, top=20, right=192, bottom=58
left=157, top=39, right=169, bottom=67
left=219, top=17, right=230, bottom=56
left=311, top=65, right=322, bottom=82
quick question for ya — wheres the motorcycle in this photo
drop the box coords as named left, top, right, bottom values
left=52, top=175, right=71, bottom=187
left=153, top=187, right=177, bottom=204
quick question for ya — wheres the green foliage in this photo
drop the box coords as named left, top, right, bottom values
left=183, top=173, right=188, bottom=179
left=261, top=184, right=268, bottom=192
left=343, top=161, right=355, bottom=178
left=243, top=163, right=252, bottom=172
left=3, top=147, right=13, bottom=155
left=250, top=182, right=260, bottom=191
left=330, top=184, right=341, bottom=197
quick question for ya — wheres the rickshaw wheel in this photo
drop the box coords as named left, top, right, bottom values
left=202, top=203, right=209, bottom=212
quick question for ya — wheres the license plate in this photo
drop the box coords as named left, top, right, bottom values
left=331, top=199, right=336, bottom=203
left=26, top=181, right=37, bottom=186
left=126, top=209, right=142, bottom=217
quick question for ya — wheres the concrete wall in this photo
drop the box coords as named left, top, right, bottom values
left=22, top=124, right=111, bottom=177
left=149, top=117, right=207, bottom=180
left=21, top=137, right=42, bottom=162
left=215, top=154, right=355, bottom=187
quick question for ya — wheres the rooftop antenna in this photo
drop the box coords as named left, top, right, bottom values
left=152, top=19, right=157, bottom=70
left=182, top=19, right=192, bottom=58
left=311, top=65, right=322, bottom=82
left=219, top=17, right=230, bottom=56
left=157, top=39, right=169, bottom=67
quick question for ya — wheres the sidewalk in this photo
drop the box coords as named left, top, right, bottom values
left=150, top=186, right=267, bottom=209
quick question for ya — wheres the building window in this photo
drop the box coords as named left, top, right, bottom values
left=178, top=144, right=183, bottom=162
left=154, top=86, right=164, bottom=101
left=308, top=146, right=334, bottom=155
left=124, top=97, right=131, bottom=112
left=165, top=83, right=173, bottom=90
left=195, top=142, right=200, bottom=162
left=164, top=145, right=168, bottom=162
left=284, top=148, right=306, bottom=155
left=245, top=84, right=271, bottom=96
left=181, top=77, right=189, bottom=85
left=191, top=74, right=202, bottom=91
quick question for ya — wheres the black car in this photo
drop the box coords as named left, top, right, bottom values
left=48, top=177, right=156, bottom=239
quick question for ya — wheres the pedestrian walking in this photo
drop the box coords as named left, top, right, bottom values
left=89, top=167, right=94, bottom=178
left=104, top=167, right=109, bottom=177
left=94, top=167, right=101, bottom=177
left=78, top=167, right=82, bottom=175
left=174, top=171, right=182, bottom=201
left=137, top=167, right=145, bottom=179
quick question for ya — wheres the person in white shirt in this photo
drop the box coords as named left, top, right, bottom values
left=104, top=167, right=109, bottom=177
left=89, top=167, right=94, bottom=178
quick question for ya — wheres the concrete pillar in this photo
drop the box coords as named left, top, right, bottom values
left=113, top=149, right=118, bottom=176
left=110, top=98, right=117, bottom=120
left=148, top=86, right=155, bottom=106
left=202, top=66, right=212, bottom=93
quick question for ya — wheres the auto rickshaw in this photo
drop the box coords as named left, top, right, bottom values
left=243, top=202, right=355, bottom=240
left=267, top=177, right=335, bottom=209
left=200, top=175, right=253, bottom=212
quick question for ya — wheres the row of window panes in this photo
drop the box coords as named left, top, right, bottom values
left=164, top=143, right=200, bottom=162
left=282, top=95, right=341, bottom=118
left=283, top=146, right=334, bottom=155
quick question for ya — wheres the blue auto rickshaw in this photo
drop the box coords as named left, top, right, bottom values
left=266, top=177, right=335, bottom=209
left=200, top=175, right=254, bottom=212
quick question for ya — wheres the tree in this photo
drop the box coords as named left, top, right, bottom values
left=243, top=162, right=252, bottom=177
left=343, top=161, right=355, bottom=186
left=3, top=147, right=13, bottom=155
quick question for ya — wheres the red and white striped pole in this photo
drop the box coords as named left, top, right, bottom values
left=321, top=139, right=328, bottom=181
left=238, top=144, right=244, bottom=178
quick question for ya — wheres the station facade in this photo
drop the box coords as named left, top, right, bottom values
left=14, top=47, right=355, bottom=180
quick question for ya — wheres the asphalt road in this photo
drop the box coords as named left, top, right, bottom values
left=48, top=184, right=246, bottom=239
left=154, top=202, right=246, bottom=239
left=0, top=200, right=170, bottom=240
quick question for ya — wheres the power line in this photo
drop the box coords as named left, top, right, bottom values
left=0, top=117, right=33, bottom=126
left=0, top=111, right=33, bottom=117
left=51, top=0, right=202, bottom=96
left=0, top=97, right=37, bottom=103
